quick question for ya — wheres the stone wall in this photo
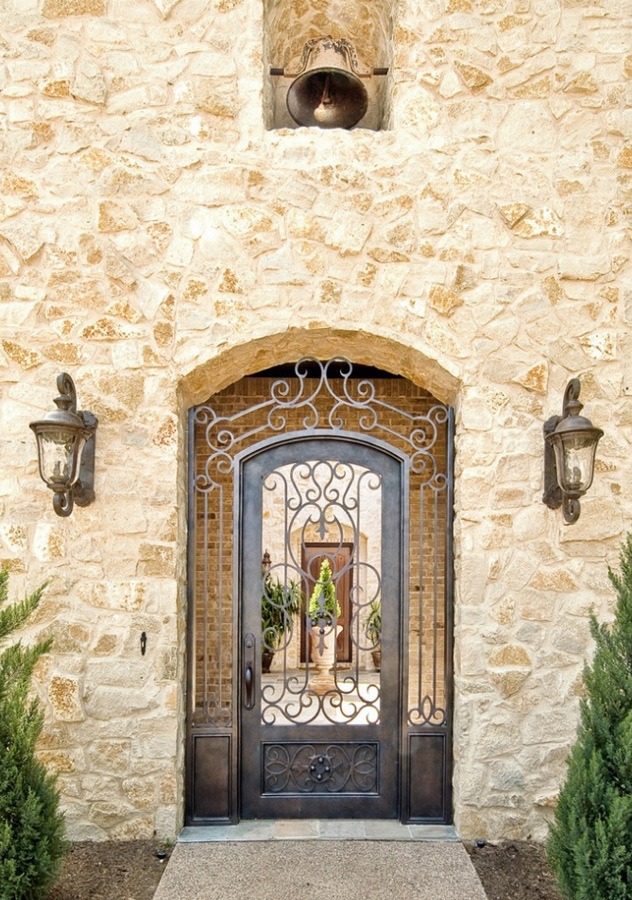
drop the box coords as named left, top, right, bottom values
left=0, top=0, right=630, bottom=840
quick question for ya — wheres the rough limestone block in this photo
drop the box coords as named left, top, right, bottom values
left=71, top=57, right=107, bottom=104
left=43, top=0, right=105, bottom=16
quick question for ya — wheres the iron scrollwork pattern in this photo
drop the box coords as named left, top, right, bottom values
left=264, top=743, right=378, bottom=794
left=261, top=459, right=382, bottom=726
left=194, top=357, right=448, bottom=488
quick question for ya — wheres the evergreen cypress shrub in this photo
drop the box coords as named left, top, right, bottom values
left=0, top=569, right=66, bottom=899
left=308, top=559, right=341, bottom=624
left=548, top=534, right=632, bottom=899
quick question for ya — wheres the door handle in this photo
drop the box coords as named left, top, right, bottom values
left=244, top=632, right=255, bottom=710
left=244, top=664, right=254, bottom=709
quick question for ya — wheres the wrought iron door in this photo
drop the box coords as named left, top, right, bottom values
left=239, top=438, right=403, bottom=818
left=186, top=359, right=453, bottom=825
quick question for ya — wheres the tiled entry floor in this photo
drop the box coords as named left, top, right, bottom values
left=180, top=820, right=459, bottom=842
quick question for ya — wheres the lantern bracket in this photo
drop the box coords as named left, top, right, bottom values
left=542, top=412, right=564, bottom=510
left=72, top=410, right=97, bottom=508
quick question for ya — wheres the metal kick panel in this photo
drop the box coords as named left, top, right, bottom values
left=408, top=733, right=446, bottom=821
left=192, top=734, right=231, bottom=821
left=263, top=742, right=378, bottom=795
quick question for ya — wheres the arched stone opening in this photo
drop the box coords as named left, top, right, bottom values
left=178, top=326, right=460, bottom=411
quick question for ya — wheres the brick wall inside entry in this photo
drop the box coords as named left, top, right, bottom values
left=190, top=372, right=449, bottom=731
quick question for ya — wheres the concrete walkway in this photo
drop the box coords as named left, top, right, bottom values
left=154, top=823, right=487, bottom=900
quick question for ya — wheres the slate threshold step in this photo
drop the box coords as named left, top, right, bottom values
left=179, top=820, right=459, bottom=842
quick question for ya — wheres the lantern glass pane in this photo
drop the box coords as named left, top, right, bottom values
left=38, top=430, right=80, bottom=488
left=555, top=433, right=598, bottom=495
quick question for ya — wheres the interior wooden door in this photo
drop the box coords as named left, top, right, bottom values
left=300, top=544, right=353, bottom=664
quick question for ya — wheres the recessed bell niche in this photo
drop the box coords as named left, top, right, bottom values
left=270, top=37, right=388, bottom=131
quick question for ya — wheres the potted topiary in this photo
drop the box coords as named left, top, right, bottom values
left=308, top=559, right=342, bottom=691
left=365, top=599, right=381, bottom=671
left=308, top=558, right=342, bottom=624
left=261, top=572, right=302, bottom=673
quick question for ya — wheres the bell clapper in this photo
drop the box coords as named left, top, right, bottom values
left=283, top=37, right=370, bottom=129
left=313, top=74, right=336, bottom=125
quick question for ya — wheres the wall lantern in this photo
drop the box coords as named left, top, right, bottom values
left=29, top=373, right=97, bottom=518
left=543, top=378, right=603, bottom=524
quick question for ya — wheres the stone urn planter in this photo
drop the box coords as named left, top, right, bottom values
left=261, top=648, right=275, bottom=673
left=309, top=625, right=342, bottom=693
left=307, top=559, right=342, bottom=693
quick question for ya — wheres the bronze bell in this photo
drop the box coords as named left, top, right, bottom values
left=284, top=37, right=369, bottom=130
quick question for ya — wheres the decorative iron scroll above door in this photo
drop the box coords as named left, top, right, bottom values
left=194, top=357, right=448, bottom=488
